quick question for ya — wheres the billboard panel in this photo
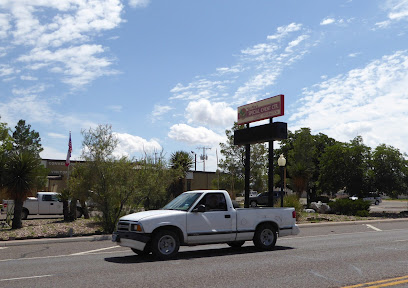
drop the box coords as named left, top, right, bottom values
left=237, top=94, right=284, bottom=125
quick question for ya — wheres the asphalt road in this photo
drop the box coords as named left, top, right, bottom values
left=0, top=220, right=407, bottom=288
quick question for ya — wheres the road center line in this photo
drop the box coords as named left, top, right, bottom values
left=70, top=246, right=120, bottom=255
left=365, top=224, right=382, bottom=232
left=0, top=274, right=53, bottom=282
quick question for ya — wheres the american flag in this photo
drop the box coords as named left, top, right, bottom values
left=65, top=132, right=72, bottom=167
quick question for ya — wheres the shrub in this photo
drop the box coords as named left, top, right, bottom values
left=355, top=210, right=369, bottom=217
left=329, top=198, right=370, bottom=216
left=283, top=194, right=303, bottom=220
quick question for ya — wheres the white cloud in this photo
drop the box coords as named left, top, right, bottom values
left=20, top=75, right=38, bottom=81
left=185, top=99, right=236, bottom=127
left=18, top=44, right=119, bottom=86
left=320, top=18, right=335, bottom=25
left=0, top=64, right=17, bottom=77
left=168, top=124, right=226, bottom=146
left=151, top=104, right=173, bottom=122
left=291, top=50, right=408, bottom=153
left=267, top=23, right=302, bottom=40
left=0, top=0, right=124, bottom=88
left=48, top=132, right=67, bottom=139
left=129, top=0, right=151, bottom=9
left=113, top=132, right=162, bottom=157
left=107, top=105, right=123, bottom=113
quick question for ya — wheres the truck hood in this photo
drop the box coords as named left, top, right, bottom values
left=119, top=209, right=185, bottom=222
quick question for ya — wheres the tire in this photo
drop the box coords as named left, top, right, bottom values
left=375, top=200, right=379, bottom=205
left=76, top=208, right=83, bottom=218
left=21, top=209, right=28, bottom=220
left=151, top=230, right=180, bottom=260
left=253, top=223, right=277, bottom=250
left=131, top=244, right=151, bottom=257
left=227, top=241, right=245, bottom=248
left=250, top=201, right=257, bottom=207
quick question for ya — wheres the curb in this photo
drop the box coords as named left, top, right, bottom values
left=0, top=234, right=112, bottom=247
left=1, top=218, right=407, bottom=247
left=297, top=217, right=408, bottom=228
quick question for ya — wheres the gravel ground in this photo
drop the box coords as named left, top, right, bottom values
left=0, top=218, right=104, bottom=241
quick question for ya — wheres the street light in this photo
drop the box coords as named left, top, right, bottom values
left=278, top=154, right=286, bottom=207
left=191, top=151, right=197, bottom=171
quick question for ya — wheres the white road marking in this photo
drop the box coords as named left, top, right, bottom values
left=0, top=247, right=128, bottom=263
left=0, top=274, right=53, bottom=282
left=70, top=246, right=120, bottom=255
left=365, top=224, right=382, bottom=231
left=0, top=247, right=8, bottom=250
left=395, top=239, right=408, bottom=242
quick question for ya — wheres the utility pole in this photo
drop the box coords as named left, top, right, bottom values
left=197, top=146, right=211, bottom=171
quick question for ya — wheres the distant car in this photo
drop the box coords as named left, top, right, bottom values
left=249, top=191, right=281, bottom=207
left=349, top=194, right=382, bottom=205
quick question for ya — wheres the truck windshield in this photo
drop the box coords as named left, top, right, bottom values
left=162, top=193, right=203, bottom=211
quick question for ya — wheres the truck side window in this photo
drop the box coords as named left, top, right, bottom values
left=42, top=195, right=53, bottom=201
left=198, top=193, right=227, bottom=211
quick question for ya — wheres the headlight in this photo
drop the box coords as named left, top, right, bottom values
left=130, top=223, right=143, bottom=232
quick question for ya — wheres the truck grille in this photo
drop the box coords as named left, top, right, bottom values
left=117, top=221, right=131, bottom=232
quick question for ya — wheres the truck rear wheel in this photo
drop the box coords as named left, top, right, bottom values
left=151, top=229, right=180, bottom=260
left=76, top=208, right=83, bottom=218
left=250, top=201, right=257, bottom=207
left=253, top=223, right=277, bottom=250
left=21, top=209, right=28, bottom=220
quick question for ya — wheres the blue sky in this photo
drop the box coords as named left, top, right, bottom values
left=1, top=0, right=408, bottom=171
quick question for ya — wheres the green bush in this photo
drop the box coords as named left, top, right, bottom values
left=355, top=210, right=369, bottom=217
left=329, top=199, right=370, bottom=216
left=283, top=194, right=303, bottom=220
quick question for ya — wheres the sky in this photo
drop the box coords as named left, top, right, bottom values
left=1, top=0, right=408, bottom=172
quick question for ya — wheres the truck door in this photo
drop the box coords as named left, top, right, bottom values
left=40, top=194, right=62, bottom=214
left=186, top=193, right=235, bottom=244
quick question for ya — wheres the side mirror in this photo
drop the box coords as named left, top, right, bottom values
left=193, top=204, right=206, bottom=213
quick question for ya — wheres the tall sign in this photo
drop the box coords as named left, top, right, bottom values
left=234, top=94, right=287, bottom=208
left=237, top=94, right=284, bottom=125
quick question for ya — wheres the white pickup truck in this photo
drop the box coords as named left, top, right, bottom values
left=112, top=190, right=300, bottom=260
left=1, top=192, right=82, bottom=219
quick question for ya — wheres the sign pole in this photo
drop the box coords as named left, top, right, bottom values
left=268, top=118, right=274, bottom=207
left=244, top=124, right=250, bottom=208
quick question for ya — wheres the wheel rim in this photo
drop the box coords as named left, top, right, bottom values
left=251, top=202, right=256, bottom=207
left=158, top=235, right=176, bottom=255
left=260, top=228, right=274, bottom=246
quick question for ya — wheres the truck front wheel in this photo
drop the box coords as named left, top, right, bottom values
left=151, top=230, right=180, bottom=260
left=250, top=201, right=257, bottom=207
left=253, top=224, right=277, bottom=250
left=131, top=244, right=151, bottom=257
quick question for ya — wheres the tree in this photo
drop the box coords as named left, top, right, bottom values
left=168, top=151, right=193, bottom=197
left=75, top=124, right=137, bottom=232
left=12, top=120, right=43, bottom=155
left=217, top=123, right=268, bottom=198
left=287, top=128, right=316, bottom=200
left=371, top=144, right=407, bottom=197
left=136, top=153, right=175, bottom=210
left=1, top=120, right=47, bottom=229
left=3, top=151, right=47, bottom=228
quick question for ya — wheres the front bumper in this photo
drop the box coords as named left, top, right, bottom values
left=112, top=231, right=151, bottom=251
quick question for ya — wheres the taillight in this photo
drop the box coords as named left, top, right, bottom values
left=292, top=211, right=296, bottom=219
left=3, top=203, right=7, bottom=208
